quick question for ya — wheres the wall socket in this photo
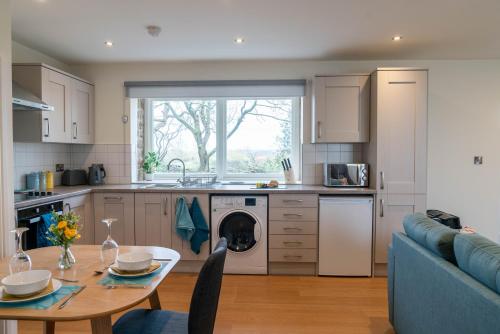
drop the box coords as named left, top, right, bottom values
left=56, top=164, right=64, bottom=172
left=473, top=156, right=483, bottom=165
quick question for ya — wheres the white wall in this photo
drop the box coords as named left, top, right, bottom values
left=12, top=41, right=71, bottom=72
left=71, top=59, right=500, bottom=241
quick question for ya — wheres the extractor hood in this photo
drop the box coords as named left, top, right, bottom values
left=12, top=81, right=54, bottom=111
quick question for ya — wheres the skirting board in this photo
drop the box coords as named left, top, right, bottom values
left=269, top=262, right=317, bottom=276
left=374, top=263, right=387, bottom=277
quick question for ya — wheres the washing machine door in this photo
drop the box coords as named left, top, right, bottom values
left=218, top=211, right=261, bottom=253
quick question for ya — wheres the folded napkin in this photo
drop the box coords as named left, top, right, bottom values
left=190, top=197, right=209, bottom=254
left=175, top=196, right=195, bottom=241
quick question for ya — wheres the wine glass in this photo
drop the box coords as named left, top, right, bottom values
left=100, top=218, right=119, bottom=267
left=9, top=227, right=32, bottom=274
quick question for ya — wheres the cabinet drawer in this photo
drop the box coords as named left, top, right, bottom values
left=269, top=194, right=318, bottom=208
left=269, top=235, right=317, bottom=249
left=269, top=249, right=317, bottom=263
left=269, top=220, right=318, bottom=235
left=269, top=208, right=318, bottom=221
left=101, top=193, right=131, bottom=203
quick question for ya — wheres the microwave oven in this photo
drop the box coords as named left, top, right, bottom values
left=323, top=163, right=369, bottom=187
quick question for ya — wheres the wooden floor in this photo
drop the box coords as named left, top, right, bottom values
left=19, top=273, right=394, bottom=334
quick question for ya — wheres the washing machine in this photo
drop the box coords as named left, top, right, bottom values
left=211, top=195, right=268, bottom=274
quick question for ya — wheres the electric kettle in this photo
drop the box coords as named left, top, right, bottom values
left=88, top=164, right=106, bottom=185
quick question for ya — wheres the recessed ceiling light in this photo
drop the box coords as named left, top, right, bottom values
left=234, top=37, right=245, bottom=44
left=104, top=41, right=114, bottom=47
left=392, top=35, right=403, bottom=41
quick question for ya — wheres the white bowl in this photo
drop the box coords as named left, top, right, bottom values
left=117, top=252, right=153, bottom=272
left=1, top=270, right=52, bottom=296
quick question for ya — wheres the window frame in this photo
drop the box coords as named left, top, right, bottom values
left=144, top=96, right=302, bottom=182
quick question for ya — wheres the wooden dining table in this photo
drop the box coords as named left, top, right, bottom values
left=0, top=245, right=180, bottom=334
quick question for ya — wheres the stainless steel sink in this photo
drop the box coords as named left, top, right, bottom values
left=138, top=184, right=179, bottom=189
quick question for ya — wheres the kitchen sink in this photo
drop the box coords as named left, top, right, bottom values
left=138, top=184, right=180, bottom=189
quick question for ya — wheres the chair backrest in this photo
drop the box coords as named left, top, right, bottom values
left=188, top=237, right=227, bottom=334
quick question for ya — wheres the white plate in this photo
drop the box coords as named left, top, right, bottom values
left=108, top=260, right=162, bottom=278
left=0, top=279, right=62, bottom=304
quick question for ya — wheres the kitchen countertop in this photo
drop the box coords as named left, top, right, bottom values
left=15, top=184, right=376, bottom=209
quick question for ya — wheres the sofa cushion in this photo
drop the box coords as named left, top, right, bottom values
left=403, top=213, right=459, bottom=262
left=454, top=233, right=500, bottom=294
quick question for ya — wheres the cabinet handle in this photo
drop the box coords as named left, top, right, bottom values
left=380, top=171, right=385, bottom=190
left=284, top=213, right=303, bottom=218
left=380, top=199, right=384, bottom=218
left=64, top=203, right=71, bottom=212
left=73, top=122, right=78, bottom=139
left=283, top=227, right=303, bottom=232
left=284, top=255, right=303, bottom=260
left=283, top=199, right=303, bottom=203
left=44, top=118, right=50, bottom=137
left=283, top=241, right=303, bottom=247
left=317, top=121, right=322, bottom=139
left=163, top=198, right=168, bottom=216
left=104, top=196, right=123, bottom=201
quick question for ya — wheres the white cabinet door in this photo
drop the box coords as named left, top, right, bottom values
left=94, top=193, right=135, bottom=246
left=135, top=193, right=172, bottom=247
left=171, top=193, right=210, bottom=261
left=313, top=75, right=370, bottom=143
left=71, top=80, right=94, bottom=144
left=377, top=70, right=428, bottom=195
left=374, top=194, right=427, bottom=263
left=41, top=67, right=72, bottom=143
left=64, top=194, right=94, bottom=245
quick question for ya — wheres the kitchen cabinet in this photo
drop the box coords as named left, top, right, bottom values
left=135, top=193, right=172, bottom=247
left=63, top=194, right=94, bottom=245
left=94, top=193, right=135, bottom=246
left=312, top=75, right=370, bottom=143
left=368, top=68, right=428, bottom=265
left=12, top=63, right=94, bottom=144
left=170, top=193, right=210, bottom=261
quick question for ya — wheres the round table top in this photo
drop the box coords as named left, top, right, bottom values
left=0, top=245, right=180, bottom=321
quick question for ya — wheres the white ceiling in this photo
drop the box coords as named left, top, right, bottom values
left=12, top=0, right=500, bottom=63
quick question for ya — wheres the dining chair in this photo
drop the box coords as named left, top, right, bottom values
left=112, top=238, right=228, bottom=334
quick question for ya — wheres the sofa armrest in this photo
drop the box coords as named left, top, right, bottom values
left=387, top=243, right=395, bottom=325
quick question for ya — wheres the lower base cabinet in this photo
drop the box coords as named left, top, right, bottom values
left=93, top=193, right=135, bottom=246
left=64, top=194, right=94, bottom=245
left=135, top=193, right=172, bottom=247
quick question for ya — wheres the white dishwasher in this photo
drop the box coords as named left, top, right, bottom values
left=319, top=196, right=373, bottom=276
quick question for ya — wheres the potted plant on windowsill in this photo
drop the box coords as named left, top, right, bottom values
left=143, top=152, right=161, bottom=181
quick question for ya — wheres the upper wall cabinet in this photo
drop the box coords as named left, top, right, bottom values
left=13, top=63, right=94, bottom=144
left=312, top=75, right=370, bottom=143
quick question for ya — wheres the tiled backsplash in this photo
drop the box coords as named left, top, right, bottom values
left=302, top=143, right=363, bottom=185
left=14, top=143, right=132, bottom=190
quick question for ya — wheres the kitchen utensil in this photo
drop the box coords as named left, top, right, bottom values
left=153, top=258, right=172, bottom=262
left=88, top=164, right=106, bottom=185
left=2, top=270, right=51, bottom=296
left=55, top=277, right=79, bottom=283
left=57, top=285, right=86, bottom=310
left=116, top=251, right=153, bottom=272
left=93, top=266, right=109, bottom=276
left=62, top=169, right=87, bottom=186
left=104, top=285, right=147, bottom=289
left=283, top=158, right=296, bottom=184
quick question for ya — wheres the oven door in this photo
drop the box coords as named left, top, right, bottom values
left=218, top=210, right=261, bottom=253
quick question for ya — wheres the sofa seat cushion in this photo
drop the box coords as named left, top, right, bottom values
left=112, top=309, right=188, bottom=334
left=454, top=233, right=500, bottom=294
left=403, top=213, right=459, bottom=262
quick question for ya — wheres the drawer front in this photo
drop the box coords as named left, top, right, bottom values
left=269, top=194, right=318, bottom=208
left=269, top=220, right=318, bottom=235
left=269, top=249, right=317, bottom=263
left=269, top=208, right=318, bottom=221
left=269, top=235, right=317, bottom=249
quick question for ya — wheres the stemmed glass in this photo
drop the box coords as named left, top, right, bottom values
left=9, top=227, right=32, bottom=274
left=100, top=218, right=119, bottom=267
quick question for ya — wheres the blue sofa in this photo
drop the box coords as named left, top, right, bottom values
left=388, top=213, right=500, bottom=334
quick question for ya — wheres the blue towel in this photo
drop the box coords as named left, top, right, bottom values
left=175, top=197, right=195, bottom=241
left=189, top=197, right=209, bottom=254
left=38, top=213, right=55, bottom=248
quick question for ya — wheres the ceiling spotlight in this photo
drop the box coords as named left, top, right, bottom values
left=147, top=25, right=162, bottom=37
left=392, top=35, right=402, bottom=41
left=104, top=41, right=114, bottom=47
left=234, top=37, right=245, bottom=44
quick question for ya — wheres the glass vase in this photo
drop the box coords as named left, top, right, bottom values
left=58, top=245, right=76, bottom=270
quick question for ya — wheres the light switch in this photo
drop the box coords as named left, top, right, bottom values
left=474, top=156, right=483, bottom=165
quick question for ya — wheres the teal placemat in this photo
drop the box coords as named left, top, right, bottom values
left=0, top=285, right=79, bottom=310
left=97, top=263, right=165, bottom=286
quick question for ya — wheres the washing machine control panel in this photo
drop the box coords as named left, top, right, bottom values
left=212, top=196, right=267, bottom=209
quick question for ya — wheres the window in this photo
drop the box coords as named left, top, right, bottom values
left=143, top=97, right=301, bottom=181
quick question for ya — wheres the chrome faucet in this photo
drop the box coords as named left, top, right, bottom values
left=167, top=158, right=186, bottom=185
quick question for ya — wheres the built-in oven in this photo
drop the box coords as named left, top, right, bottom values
left=16, top=201, right=64, bottom=250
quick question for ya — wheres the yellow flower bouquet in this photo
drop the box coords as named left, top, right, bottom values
left=47, top=211, right=81, bottom=269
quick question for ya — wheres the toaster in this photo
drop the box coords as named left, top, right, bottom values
left=62, top=169, right=88, bottom=186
